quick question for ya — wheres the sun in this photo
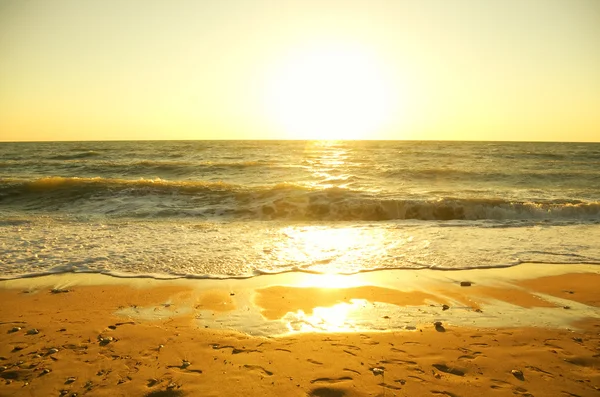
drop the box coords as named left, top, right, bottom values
left=263, top=43, right=396, bottom=140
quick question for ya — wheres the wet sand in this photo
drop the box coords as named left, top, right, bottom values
left=1, top=263, right=599, bottom=396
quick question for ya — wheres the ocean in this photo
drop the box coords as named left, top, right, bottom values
left=1, top=140, right=599, bottom=279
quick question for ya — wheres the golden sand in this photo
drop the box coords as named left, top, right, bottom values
left=0, top=263, right=599, bottom=396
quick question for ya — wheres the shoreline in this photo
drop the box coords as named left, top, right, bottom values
left=1, top=263, right=599, bottom=396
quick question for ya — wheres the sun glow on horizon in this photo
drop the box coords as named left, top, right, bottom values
left=263, top=43, right=400, bottom=140
left=2, top=1, right=599, bottom=142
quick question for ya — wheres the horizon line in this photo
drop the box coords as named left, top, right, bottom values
left=2, top=138, right=599, bottom=144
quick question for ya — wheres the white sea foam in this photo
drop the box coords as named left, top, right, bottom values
left=1, top=217, right=599, bottom=280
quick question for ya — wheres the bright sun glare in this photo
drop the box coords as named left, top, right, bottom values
left=264, top=43, right=396, bottom=140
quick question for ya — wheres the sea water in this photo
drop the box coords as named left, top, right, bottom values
left=1, top=140, right=599, bottom=279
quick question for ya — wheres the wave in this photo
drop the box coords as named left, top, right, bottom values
left=124, top=159, right=273, bottom=173
left=380, top=167, right=600, bottom=182
left=1, top=176, right=599, bottom=221
left=49, top=151, right=103, bottom=160
left=0, top=262, right=514, bottom=281
left=0, top=176, right=238, bottom=195
left=2, top=258, right=600, bottom=281
left=255, top=195, right=600, bottom=221
left=0, top=159, right=276, bottom=179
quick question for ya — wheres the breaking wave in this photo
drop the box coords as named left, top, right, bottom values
left=1, top=176, right=599, bottom=221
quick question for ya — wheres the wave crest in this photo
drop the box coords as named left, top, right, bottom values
left=1, top=177, right=599, bottom=221
left=256, top=195, right=600, bottom=221
left=49, top=151, right=102, bottom=160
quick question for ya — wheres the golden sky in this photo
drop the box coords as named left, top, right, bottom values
left=1, top=0, right=599, bottom=142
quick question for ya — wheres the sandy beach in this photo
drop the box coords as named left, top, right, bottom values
left=1, top=263, right=599, bottom=397
left=4, top=1, right=600, bottom=395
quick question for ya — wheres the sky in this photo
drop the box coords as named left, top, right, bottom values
left=0, top=0, right=599, bottom=142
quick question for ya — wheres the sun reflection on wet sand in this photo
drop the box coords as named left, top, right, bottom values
left=83, top=264, right=600, bottom=336
left=282, top=302, right=359, bottom=332
left=248, top=267, right=600, bottom=335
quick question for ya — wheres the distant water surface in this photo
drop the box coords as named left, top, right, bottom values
left=1, top=140, right=599, bottom=278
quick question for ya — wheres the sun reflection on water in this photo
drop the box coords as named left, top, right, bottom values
left=273, top=225, right=390, bottom=274
left=303, top=141, right=356, bottom=190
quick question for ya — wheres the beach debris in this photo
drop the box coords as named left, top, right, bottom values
left=50, top=288, right=71, bottom=294
left=230, top=292, right=235, bottom=296
left=371, top=367, right=385, bottom=376
left=434, top=321, right=446, bottom=332
left=47, top=348, right=59, bottom=355
left=511, top=369, right=524, bottom=380
left=8, top=327, right=22, bottom=333
left=460, top=281, right=472, bottom=287
left=433, top=363, right=465, bottom=376
left=26, top=328, right=39, bottom=335
left=442, top=304, right=449, bottom=311
left=98, top=336, right=114, bottom=346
